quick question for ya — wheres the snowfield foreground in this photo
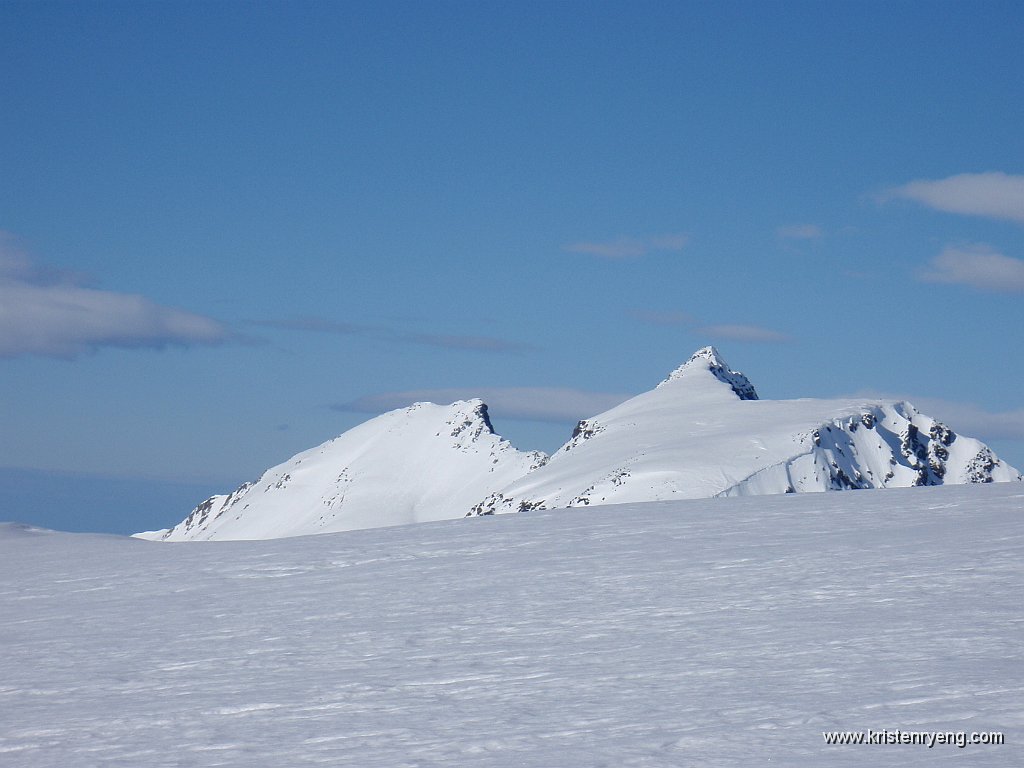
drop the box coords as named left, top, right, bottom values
left=3, top=484, right=1022, bottom=766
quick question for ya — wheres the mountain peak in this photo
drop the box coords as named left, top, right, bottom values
left=684, top=345, right=730, bottom=369
left=442, top=399, right=498, bottom=443
left=139, top=397, right=545, bottom=541
left=658, top=346, right=759, bottom=400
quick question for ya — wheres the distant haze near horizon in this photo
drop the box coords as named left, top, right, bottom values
left=1, top=1, right=1022, bottom=534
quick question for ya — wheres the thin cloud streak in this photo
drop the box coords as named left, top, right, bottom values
left=698, top=324, right=789, bottom=343
left=259, top=315, right=533, bottom=353
left=398, top=333, right=534, bottom=353
left=255, top=316, right=369, bottom=334
left=629, top=309, right=694, bottom=327
left=336, top=387, right=632, bottom=424
left=885, top=172, right=1024, bottom=223
left=909, top=399, right=1024, bottom=442
left=648, top=234, right=690, bottom=250
left=564, top=233, right=689, bottom=259
left=776, top=224, right=823, bottom=240
left=0, top=246, right=231, bottom=360
left=918, top=245, right=1024, bottom=293
left=565, top=238, right=646, bottom=259
left=629, top=308, right=790, bottom=343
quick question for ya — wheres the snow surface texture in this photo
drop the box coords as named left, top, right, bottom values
left=141, top=347, right=1020, bottom=540
left=3, top=484, right=1022, bottom=767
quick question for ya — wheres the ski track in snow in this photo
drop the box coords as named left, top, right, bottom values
left=2, top=484, right=1022, bottom=766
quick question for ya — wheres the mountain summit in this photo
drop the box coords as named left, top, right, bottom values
left=138, top=349, right=1021, bottom=540
left=658, top=345, right=758, bottom=400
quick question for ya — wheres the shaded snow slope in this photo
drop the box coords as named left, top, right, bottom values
left=138, top=400, right=546, bottom=541
left=472, top=349, right=1020, bottom=514
left=3, top=484, right=1022, bottom=767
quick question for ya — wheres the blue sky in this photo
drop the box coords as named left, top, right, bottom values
left=2, top=1, right=1022, bottom=534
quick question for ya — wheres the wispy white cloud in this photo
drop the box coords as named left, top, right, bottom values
left=564, top=233, right=689, bottom=259
left=336, top=387, right=631, bottom=423
left=0, top=238, right=231, bottom=359
left=910, top=399, right=1024, bottom=442
left=564, top=238, right=646, bottom=259
left=647, top=233, right=690, bottom=251
left=255, top=316, right=368, bottom=334
left=917, top=244, right=1024, bottom=293
left=258, top=315, right=533, bottom=353
left=398, top=333, right=533, bottom=353
left=910, top=398, right=1024, bottom=442
left=885, top=172, right=1024, bottom=223
left=629, top=307, right=789, bottom=343
left=697, top=324, right=789, bottom=343
left=776, top=224, right=823, bottom=240
left=628, top=309, right=694, bottom=327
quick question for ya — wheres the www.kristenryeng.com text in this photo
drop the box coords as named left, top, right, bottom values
left=823, top=729, right=1005, bottom=749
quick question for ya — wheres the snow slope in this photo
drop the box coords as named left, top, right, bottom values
left=3, top=484, right=1022, bottom=767
left=472, top=347, right=1021, bottom=514
left=142, top=347, right=1020, bottom=540
left=138, top=400, right=546, bottom=541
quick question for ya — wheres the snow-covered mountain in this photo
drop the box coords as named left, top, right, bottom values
left=471, top=347, right=1021, bottom=515
left=138, top=400, right=546, bottom=541
left=140, top=347, right=1020, bottom=540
